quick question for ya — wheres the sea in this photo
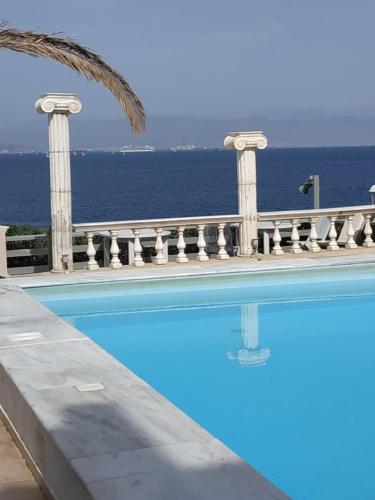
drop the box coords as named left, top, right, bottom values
left=1, top=147, right=375, bottom=227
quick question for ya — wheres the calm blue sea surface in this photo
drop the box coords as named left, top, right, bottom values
left=1, top=146, right=375, bottom=226
left=30, top=265, right=375, bottom=500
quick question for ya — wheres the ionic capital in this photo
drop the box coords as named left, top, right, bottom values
left=35, top=93, right=82, bottom=114
left=224, top=131, right=267, bottom=151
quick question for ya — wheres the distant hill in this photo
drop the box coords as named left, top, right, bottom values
left=1, top=113, right=375, bottom=150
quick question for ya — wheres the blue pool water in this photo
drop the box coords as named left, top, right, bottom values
left=29, top=265, right=375, bottom=499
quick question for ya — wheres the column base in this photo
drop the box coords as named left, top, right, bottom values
left=176, top=256, right=188, bottom=263
left=216, top=254, right=229, bottom=260
left=87, top=264, right=99, bottom=271
left=110, top=262, right=123, bottom=269
left=309, top=245, right=321, bottom=253
left=345, top=243, right=357, bottom=249
left=196, top=255, right=209, bottom=262
left=152, top=257, right=167, bottom=265
left=132, top=260, right=145, bottom=267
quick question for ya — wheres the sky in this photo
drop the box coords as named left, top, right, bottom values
left=1, top=0, right=375, bottom=148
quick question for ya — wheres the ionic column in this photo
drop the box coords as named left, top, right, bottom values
left=35, top=93, right=82, bottom=272
left=224, top=131, right=267, bottom=256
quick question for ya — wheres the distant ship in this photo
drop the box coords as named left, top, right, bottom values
left=72, top=149, right=87, bottom=157
left=120, top=145, right=156, bottom=154
left=171, top=145, right=207, bottom=152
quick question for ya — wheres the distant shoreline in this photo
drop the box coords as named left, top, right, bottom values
left=2, top=144, right=375, bottom=155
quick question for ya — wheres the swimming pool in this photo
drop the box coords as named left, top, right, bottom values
left=29, top=264, right=375, bottom=500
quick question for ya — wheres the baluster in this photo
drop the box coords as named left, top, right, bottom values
left=109, top=230, right=122, bottom=269
left=363, top=214, right=375, bottom=247
left=85, top=232, right=99, bottom=270
left=196, top=224, right=209, bottom=261
left=153, top=227, right=167, bottom=264
left=345, top=215, right=357, bottom=249
left=176, top=226, right=188, bottom=263
left=290, top=219, right=302, bottom=253
left=217, top=223, right=229, bottom=259
left=327, top=216, right=339, bottom=251
left=132, top=229, right=144, bottom=266
left=309, top=217, right=321, bottom=252
left=271, top=221, right=284, bottom=255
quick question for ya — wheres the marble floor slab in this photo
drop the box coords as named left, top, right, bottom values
left=0, top=414, right=45, bottom=500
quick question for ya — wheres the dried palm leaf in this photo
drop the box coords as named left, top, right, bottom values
left=0, top=22, right=145, bottom=133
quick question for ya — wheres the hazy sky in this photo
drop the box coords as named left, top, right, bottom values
left=1, top=0, right=375, bottom=145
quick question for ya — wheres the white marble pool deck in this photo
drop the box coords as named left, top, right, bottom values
left=4, top=247, right=375, bottom=289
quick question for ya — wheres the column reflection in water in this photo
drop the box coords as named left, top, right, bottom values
left=227, top=303, right=271, bottom=367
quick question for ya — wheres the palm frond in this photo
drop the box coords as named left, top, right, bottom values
left=0, top=22, right=145, bottom=133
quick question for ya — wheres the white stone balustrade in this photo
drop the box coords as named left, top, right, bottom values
left=258, top=205, right=375, bottom=255
left=73, top=207, right=375, bottom=271
left=74, top=215, right=243, bottom=270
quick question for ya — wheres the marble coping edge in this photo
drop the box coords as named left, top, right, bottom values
left=4, top=253, right=375, bottom=290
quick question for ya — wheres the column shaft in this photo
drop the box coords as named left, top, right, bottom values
left=48, top=112, right=73, bottom=272
left=237, top=148, right=257, bottom=256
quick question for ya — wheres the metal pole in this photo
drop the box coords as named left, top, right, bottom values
left=313, top=175, right=320, bottom=209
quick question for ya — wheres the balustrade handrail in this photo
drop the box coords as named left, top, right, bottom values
left=258, top=204, right=375, bottom=222
left=73, top=214, right=244, bottom=232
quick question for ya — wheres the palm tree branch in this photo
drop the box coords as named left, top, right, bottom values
left=0, top=22, right=145, bottom=133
